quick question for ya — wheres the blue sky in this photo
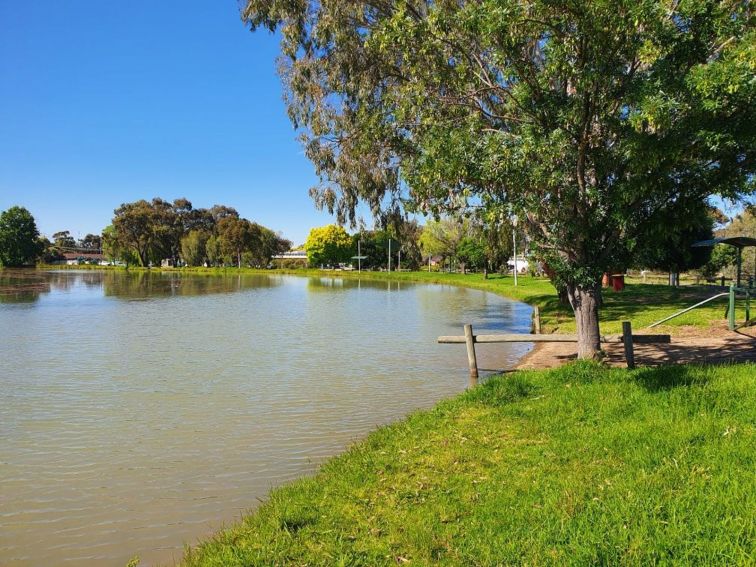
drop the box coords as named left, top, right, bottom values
left=0, top=1, right=341, bottom=245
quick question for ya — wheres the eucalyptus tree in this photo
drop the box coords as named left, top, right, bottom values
left=243, top=0, right=754, bottom=357
left=79, top=233, right=102, bottom=250
left=217, top=216, right=256, bottom=268
left=52, top=231, right=76, bottom=251
left=419, top=218, right=470, bottom=268
left=111, top=200, right=164, bottom=266
left=180, top=229, right=210, bottom=267
left=255, top=227, right=292, bottom=267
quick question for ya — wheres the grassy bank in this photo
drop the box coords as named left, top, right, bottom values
left=39, top=265, right=743, bottom=334
left=182, top=362, right=754, bottom=566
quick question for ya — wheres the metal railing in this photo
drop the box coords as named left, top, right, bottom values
left=646, top=284, right=752, bottom=331
left=647, top=292, right=729, bottom=328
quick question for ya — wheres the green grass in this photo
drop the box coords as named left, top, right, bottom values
left=182, top=362, right=755, bottom=566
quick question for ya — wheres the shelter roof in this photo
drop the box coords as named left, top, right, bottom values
left=692, top=236, right=756, bottom=248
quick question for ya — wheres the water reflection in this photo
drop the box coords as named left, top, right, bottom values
left=101, top=270, right=282, bottom=299
left=0, top=269, right=284, bottom=302
left=0, top=269, right=51, bottom=303
left=306, top=276, right=404, bottom=292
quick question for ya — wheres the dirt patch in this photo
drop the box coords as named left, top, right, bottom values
left=516, top=326, right=756, bottom=370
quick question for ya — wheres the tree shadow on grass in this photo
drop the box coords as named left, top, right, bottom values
left=632, top=364, right=714, bottom=392
left=602, top=334, right=756, bottom=371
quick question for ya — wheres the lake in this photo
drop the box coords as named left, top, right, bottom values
left=0, top=269, right=532, bottom=566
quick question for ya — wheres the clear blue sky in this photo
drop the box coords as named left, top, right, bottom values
left=0, top=1, right=341, bottom=246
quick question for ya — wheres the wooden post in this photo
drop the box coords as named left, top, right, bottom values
left=728, top=284, right=736, bottom=331
left=745, top=289, right=750, bottom=323
left=532, top=306, right=541, bottom=334
left=464, top=324, right=479, bottom=387
left=622, top=321, right=635, bottom=369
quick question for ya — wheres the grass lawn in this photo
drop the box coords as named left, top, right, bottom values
left=182, top=362, right=755, bottom=566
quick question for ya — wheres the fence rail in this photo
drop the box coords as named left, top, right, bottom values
left=439, top=322, right=670, bottom=386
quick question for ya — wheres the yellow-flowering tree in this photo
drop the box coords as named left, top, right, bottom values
left=304, top=225, right=354, bottom=267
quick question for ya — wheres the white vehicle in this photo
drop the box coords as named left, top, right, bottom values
left=507, top=256, right=529, bottom=274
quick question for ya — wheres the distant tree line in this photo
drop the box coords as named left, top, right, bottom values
left=302, top=214, right=519, bottom=274
left=301, top=201, right=738, bottom=284
left=103, top=198, right=291, bottom=268
left=2, top=202, right=749, bottom=282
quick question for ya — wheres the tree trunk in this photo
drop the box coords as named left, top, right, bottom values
left=566, top=282, right=602, bottom=359
left=558, top=286, right=570, bottom=306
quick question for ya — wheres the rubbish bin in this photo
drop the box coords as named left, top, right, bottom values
left=612, top=274, right=625, bottom=292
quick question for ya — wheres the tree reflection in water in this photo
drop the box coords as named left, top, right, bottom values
left=0, top=269, right=285, bottom=303
left=0, top=269, right=51, bottom=304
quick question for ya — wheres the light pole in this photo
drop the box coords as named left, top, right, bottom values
left=512, top=215, right=518, bottom=287
left=387, top=238, right=398, bottom=272
left=351, top=238, right=367, bottom=273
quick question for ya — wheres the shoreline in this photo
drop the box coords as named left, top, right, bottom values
left=512, top=341, right=546, bottom=370
left=181, top=362, right=755, bottom=566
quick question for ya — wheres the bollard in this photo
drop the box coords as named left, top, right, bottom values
left=728, top=284, right=736, bottom=330
left=464, top=324, right=479, bottom=387
left=622, top=321, right=635, bottom=369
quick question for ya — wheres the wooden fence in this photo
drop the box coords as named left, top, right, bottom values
left=438, top=321, right=670, bottom=386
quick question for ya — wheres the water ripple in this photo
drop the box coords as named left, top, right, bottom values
left=0, top=271, right=531, bottom=566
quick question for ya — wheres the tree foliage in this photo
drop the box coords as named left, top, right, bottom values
left=243, top=0, right=755, bottom=357
left=457, top=236, right=487, bottom=271
left=419, top=218, right=470, bottom=264
left=102, top=225, right=133, bottom=264
left=701, top=244, right=739, bottom=279
left=52, top=230, right=76, bottom=251
left=0, top=206, right=43, bottom=267
left=80, top=233, right=102, bottom=250
left=109, top=198, right=288, bottom=267
left=217, top=216, right=256, bottom=268
left=304, top=224, right=354, bottom=267
left=180, top=230, right=210, bottom=267
left=703, top=206, right=756, bottom=278
left=633, top=202, right=715, bottom=274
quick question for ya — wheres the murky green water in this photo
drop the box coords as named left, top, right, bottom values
left=0, top=270, right=531, bottom=566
